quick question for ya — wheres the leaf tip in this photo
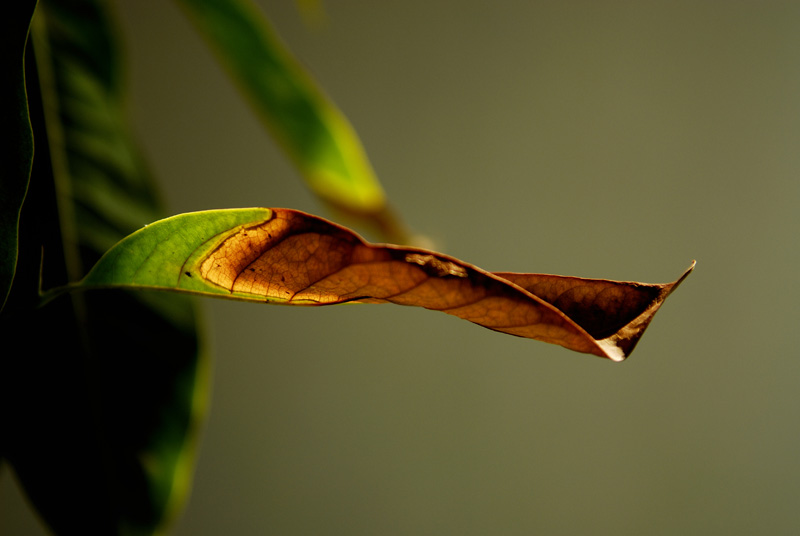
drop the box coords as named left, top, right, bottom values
left=600, top=260, right=696, bottom=361
left=669, top=260, right=696, bottom=296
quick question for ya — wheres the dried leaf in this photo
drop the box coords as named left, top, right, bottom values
left=80, top=208, right=693, bottom=360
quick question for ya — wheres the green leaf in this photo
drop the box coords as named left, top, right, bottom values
left=175, top=0, right=409, bottom=242
left=1, top=1, right=205, bottom=534
left=0, top=0, right=38, bottom=312
left=81, top=208, right=273, bottom=299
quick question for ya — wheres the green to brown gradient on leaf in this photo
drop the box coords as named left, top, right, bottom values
left=80, top=208, right=693, bottom=361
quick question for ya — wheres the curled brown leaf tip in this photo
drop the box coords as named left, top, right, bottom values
left=200, top=209, right=693, bottom=360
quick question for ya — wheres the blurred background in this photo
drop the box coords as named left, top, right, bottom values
left=3, top=1, right=799, bottom=534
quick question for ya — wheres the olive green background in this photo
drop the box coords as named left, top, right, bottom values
left=3, top=1, right=799, bottom=534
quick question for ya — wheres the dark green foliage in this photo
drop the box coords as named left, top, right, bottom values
left=1, top=1, right=204, bottom=533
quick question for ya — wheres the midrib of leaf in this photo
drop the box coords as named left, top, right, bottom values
left=31, top=7, right=84, bottom=285
left=0, top=0, right=38, bottom=312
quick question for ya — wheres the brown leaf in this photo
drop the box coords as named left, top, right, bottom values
left=199, top=209, right=693, bottom=360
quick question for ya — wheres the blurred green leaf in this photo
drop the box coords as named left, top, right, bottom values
left=1, top=1, right=205, bottom=534
left=0, top=0, right=37, bottom=312
left=294, top=0, right=326, bottom=27
left=175, top=0, right=409, bottom=242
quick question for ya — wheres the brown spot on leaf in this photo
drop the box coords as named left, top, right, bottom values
left=405, top=253, right=468, bottom=278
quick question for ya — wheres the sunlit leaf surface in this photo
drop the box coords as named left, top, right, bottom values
left=81, top=208, right=693, bottom=360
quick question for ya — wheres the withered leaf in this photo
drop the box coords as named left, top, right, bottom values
left=195, top=209, right=693, bottom=361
